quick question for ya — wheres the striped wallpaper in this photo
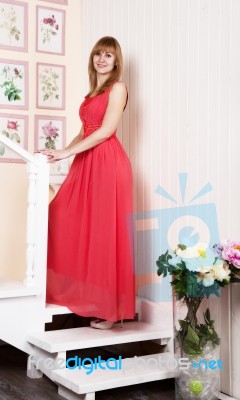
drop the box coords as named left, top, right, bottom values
left=81, top=1, right=240, bottom=397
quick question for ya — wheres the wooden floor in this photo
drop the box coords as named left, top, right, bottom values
left=0, top=344, right=175, bottom=400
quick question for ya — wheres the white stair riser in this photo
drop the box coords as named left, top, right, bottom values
left=58, top=386, right=95, bottom=400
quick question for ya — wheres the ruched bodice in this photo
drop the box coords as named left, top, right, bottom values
left=79, top=87, right=116, bottom=138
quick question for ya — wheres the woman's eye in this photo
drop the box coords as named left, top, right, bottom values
left=95, top=52, right=100, bottom=56
left=106, top=54, right=112, bottom=58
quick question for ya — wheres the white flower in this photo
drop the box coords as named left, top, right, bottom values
left=213, top=262, right=231, bottom=282
left=175, top=243, right=208, bottom=259
left=199, top=266, right=213, bottom=274
left=197, top=271, right=215, bottom=287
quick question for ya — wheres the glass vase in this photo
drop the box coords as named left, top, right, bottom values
left=173, top=295, right=220, bottom=400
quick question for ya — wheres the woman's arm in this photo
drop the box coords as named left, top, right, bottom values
left=40, top=82, right=127, bottom=162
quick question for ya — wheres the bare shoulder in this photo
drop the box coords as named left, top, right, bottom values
left=110, top=81, right=128, bottom=98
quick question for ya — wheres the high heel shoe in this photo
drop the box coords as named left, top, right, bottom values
left=90, top=319, right=114, bottom=330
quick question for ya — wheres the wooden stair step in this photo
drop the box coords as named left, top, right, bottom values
left=27, top=321, right=173, bottom=353
left=52, top=353, right=175, bottom=396
left=0, top=279, right=40, bottom=299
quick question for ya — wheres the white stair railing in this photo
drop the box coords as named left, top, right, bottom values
left=0, top=134, right=49, bottom=289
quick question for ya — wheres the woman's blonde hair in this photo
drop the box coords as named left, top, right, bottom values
left=86, top=36, right=123, bottom=97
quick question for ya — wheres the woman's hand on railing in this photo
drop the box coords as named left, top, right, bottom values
left=37, top=148, right=72, bottom=162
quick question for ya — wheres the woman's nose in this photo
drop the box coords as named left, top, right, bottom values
left=99, top=53, right=105, bottom=61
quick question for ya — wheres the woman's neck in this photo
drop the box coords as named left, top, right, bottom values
left=96, top=74, right=110, bottom=88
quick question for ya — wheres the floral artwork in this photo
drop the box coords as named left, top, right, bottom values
left=0, top=0, right=28, bottom=52
left=0, top=65, right=23, bottom=101
left=37, top=63, right=65, bottom=109
left=41, top=14, right=59, bottom=44
left=35, top=115, right=65, bottom=152
left=0, top=60, right=28, bottom=109
left=37, top=6, right=65, bottom=55
left=0, top=113, right=28, bottom=162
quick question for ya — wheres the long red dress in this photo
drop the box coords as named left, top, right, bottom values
left=46, top=84, right=135, bottom=322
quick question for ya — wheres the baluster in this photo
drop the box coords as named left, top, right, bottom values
left=24, top=162, right=38, bottom=287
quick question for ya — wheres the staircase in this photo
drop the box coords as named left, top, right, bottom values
left=27, top=300, right=174, bottom=400
left=0, top=134, right=174, bottom=400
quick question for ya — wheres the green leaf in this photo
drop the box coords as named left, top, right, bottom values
left=182, top=341, right=200, bottom=356
left=176, top=261, right=186, bottom=270
left=174, top=281, right=185, bottom=292
left=178, top=244, right=187, bottom=250
left=179, top=319, right=188, bottom=331
left=10, top=132, right=20, bottom=143
left=0, top=144, right=5, bottom=156
left=9, top=92, right=16, bottom=101
left=203, top=308, right=211, bottom=325
left=186, top=273, right=198, bottom=296
left=185, top=325, right=200, bottom=348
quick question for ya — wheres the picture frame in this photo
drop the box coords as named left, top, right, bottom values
left=36, top=62, right=65, bottom=110
left=0, top=0, right=28, bottom=52
left=36, top=5, right=65, bottom=55
left=34, top=115, right=66, bottom=152
left=0, top=59, right=28, bottom=110
left=39, top=0, right=68, bottom=4
left=0, top=113, right=28, bottom=163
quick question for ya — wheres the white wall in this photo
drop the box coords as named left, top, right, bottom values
left=0, top=0, right=82, bottom=280
left=81, top=0, right=240, bottom=397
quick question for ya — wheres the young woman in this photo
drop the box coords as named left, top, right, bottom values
left=40, top=36, right=135, bottom=330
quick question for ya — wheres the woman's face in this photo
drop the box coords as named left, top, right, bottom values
left=93, top=50, right=116, bottom=76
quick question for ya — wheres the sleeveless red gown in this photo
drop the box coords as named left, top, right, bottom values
left=46, top=85, right=135, bottom=322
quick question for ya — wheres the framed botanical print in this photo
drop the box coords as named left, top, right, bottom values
left=34, top=115, right=66, bottom=151
left=36, top=5, right=65, bottom=55
left=36, top=62, right=65, bottom=110
left=0, top=113, right=28, bottom=163
left=0, top=0, right=28, bottom=52
left=0, top=59, right=28, bottom=109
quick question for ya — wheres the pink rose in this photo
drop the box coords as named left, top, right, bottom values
left=222, top=241, right=240, bottom=269
left=47, top=17, right=54, bottom=26
left=43, top=18, right=48, bottom=24
left=55, top=24, right=59, bottom=30
left=7, top=121, right=18, bottom=130
left=42, top=123, right=58, bottom=138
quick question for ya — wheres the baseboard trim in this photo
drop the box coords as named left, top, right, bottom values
left=219, top=392, right=239, bottom=400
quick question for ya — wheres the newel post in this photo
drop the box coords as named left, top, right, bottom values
left=24, top=154, right=49, bottom=289
left=24, top=161, right=38, bottom=287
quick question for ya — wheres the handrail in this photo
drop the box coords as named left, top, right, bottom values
left=0, top=133, right=39, bottom=166
left=0, top=132, right=49, bottom=289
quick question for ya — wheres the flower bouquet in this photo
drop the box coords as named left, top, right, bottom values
left=156, top=240, right=240, bottom=400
